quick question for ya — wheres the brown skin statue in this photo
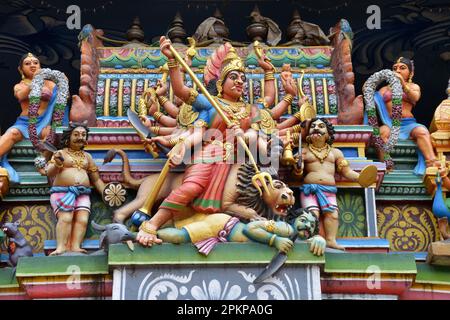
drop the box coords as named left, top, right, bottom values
left=46, top=122, right=106, bottom=255
left=295, top=118, right=377, bottom=250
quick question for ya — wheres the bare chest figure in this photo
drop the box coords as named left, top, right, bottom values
left=303, top=146, right=337, bottom=186
left=53, top=149, right=90, bottom=187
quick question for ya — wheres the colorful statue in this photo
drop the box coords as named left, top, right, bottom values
left=156, top=208, right=326, bottom=257
left=0, top=53, right=68, bottom=183
left=364, top=57, right=438, bottom=174
left=134, top=36, right=290, bottom=246
left=45, top=122, right=107, bottom=255
left=293, top=118, right=377, bottom=250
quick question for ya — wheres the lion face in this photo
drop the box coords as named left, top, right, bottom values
left=262, top=179, right=295, bottom=217
left=294, top=210, right=319, bottom=240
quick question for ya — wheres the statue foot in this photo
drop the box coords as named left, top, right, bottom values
left=326, top=241, right=345, bottom=251
left=49, top=249, right=66, bottom=256
left=71, top=248, right=88, bottom=254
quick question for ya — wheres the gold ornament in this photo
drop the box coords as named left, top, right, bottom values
left=308, top=144, right=331, bottom=163
left=177, top=103, right=199, bottom=128
left=259, top=109, right=277, bottom=135
left=66, top=149, right=86, bottom=171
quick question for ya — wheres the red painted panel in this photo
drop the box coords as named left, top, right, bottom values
left=321, top=279, right=411, bottom=296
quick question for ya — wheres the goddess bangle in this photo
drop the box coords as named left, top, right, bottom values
left=269, top=235, right=277, bottom=247
left=150, top=126, right=160, bottom=135
left=167, top=59, right=179, bottom=69
left=139, top=221, right=158, bottom=235
left=153, top=112, right=163, bottom=122
left=264, top=71, right=275, bottom=81
left=292, top=132, right=300, bottom=144
left=158, top=96, right=169, bottom=105
left=283, top=94, right=294, bottom=105
left=293, top=111, right=303, bottom=121
left=291, top=124, right=301, bottom=133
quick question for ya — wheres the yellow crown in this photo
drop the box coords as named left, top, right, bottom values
left=219, top=47, right=245, bottom=84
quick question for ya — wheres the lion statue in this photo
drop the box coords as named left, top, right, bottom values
left=104, top=149, right=295, bottom=224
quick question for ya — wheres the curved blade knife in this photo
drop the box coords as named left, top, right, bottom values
left=127, top=108, right=171, bottom=154
left=253, top=233, right=299, bottom=284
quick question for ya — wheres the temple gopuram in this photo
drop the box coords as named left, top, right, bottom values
left=0, top=6, right=450, bottom=301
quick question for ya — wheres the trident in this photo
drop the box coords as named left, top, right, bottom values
left=167, top=44, right=274, bottom=196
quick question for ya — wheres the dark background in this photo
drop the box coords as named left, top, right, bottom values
left=0, top=0, right=449, bottom=131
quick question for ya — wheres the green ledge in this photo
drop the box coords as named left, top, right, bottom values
left=324, top=252, right=417, bottom=274
left=16, top=255, right=109, bottom=277
left=108, top=242, right=325, bottom=266
left=0, top=268, right=20, bottom=289
left=415, top=263, right=450, bottom=285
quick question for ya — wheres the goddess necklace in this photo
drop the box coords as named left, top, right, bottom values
left=308, top=144, right=331, bottom=163
left=66, top=148, right=86, bottom=171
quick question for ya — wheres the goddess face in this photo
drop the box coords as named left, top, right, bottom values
left=393, top=62, right=411, bottom=82
left=223, top=71, right=246, bottom=101
left=20, top=56, right=41, bottom=80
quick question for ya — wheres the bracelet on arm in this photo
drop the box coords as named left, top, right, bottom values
left=269, top=235, right=277, bottom=247
left=264, top=71, right=275, bottom=81
left=283, top=94, right=294, bottom=105
left=150, top=126, right=160, bottom=135
left=158, top=96, right=169, bottom=106
left=139, top=221, right=158, bottom=235
left=153, top=112, right=164, bottom=122
left=167, top=59, right=179, bottom=69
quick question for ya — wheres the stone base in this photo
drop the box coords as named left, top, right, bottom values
left=113, top=265, right=322, bottom=300
left=427, top=241, right=450, bottom=266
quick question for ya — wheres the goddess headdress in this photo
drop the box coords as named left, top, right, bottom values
left=203, top=43, right=245, bottom=97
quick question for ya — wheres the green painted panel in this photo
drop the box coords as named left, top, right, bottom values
left=0, top=268, right=19, bottom=288
left=109, top=242, right=325, bottom=266
left=337, top=189, right=367, bottom=237
left=415, top=263, right=450, bottom=285
left=324, top=252, right=417, bottom=274
left=16, top=255, right=109, bottom=277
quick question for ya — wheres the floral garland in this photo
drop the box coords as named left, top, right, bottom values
left=28, top=68, right=69, bottom=152
left=363, top=69, right=403, bottom=171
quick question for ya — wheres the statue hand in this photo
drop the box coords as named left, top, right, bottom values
left=258, top=53, right=274, bottom=72
left=139, top=116, right=152, bottom=128
left=394, top=72, right=406, bottom=86
left=274, top=236, right=294, bottom=253
left=168, top=143, right=185, bottom=168
left=136, top=229, right=162, bottom=247
left=156, top=81, right=168, bottom=96
left=230, top=124, right=245, bottom=138
left=53, top=151, right=64, bottom=167
left=308, top=235, right=326, bottom=256
left=160, top=36, right=175, bottom=60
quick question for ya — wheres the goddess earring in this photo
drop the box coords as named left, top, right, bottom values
left=216, top=80, right=223, bottom=98
left=18, top=68, right=24, bottom=80
left=408, top=74, right=413, bottom=83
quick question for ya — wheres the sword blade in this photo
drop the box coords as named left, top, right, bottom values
left=127, top=108, right=153, bottom=139
left=253, top=233, right=299, bottom=284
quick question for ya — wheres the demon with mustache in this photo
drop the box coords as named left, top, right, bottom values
left=295, top=118, right=377, bottom=251
left=45, top=121, right=108, bottom=256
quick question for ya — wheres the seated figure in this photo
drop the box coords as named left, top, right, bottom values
left=364, top=57, right=438, bottom=175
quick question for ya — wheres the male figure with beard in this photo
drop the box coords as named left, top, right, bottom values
left=297, top=118, right=377, bottom=250
left=46, top=121, right=106, bottom=256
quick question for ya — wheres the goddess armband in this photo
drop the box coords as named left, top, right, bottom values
left=186, top=89, right=199, bottom=105
left=337, top=159, right=350, bottom=173
left=283, top=94, right=294, bottom=105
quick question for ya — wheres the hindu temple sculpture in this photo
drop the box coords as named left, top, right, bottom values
left=46, top=122, right=110, bottom=255
left=284, top=9, right=330, bottom=46
left=363, top=57, right=438, bottom=174
left=0, top=53, right=69, bottom=184
left=287, top=118, right=378, bottom=250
